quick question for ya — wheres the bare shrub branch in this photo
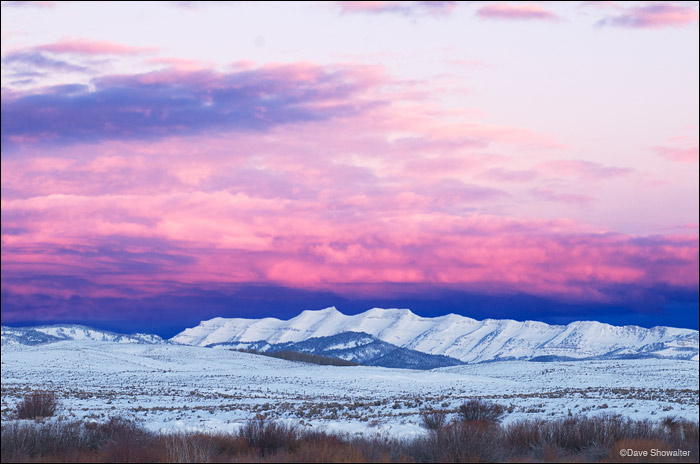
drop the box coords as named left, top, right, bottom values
left=457, top=398, right=505, bottom=423
left=420, top=408, right=447, bottom=430
left=15, top=390, right=58, bottom=420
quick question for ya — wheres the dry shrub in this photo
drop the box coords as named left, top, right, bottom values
left=15, top=390, right=58, bottom=420
left=269, top=434, right=367, bottom=463
left=549, top=415, right=626, bottom=452
left=164, top=433, right=213, bottom=463
left=97, top=416, right=160, bottom=463
left=198, top=432, right=249, bottom=458
left=0, top=419, right=105, bottom=462
left=2, top=413, right=698, bottom=463
left=1, top=420, right=74, bottom=460
left=457, top=398, right=505, bottom=423
left=344, top=433, right=407, bottom=462
left=502, top=414, right=700, bottom=462
left=411, top=420, right=502, bottom=463
left=662, top=418, right=699, bottom=461
left=420, top=409, right=447, bottom=431
left=239, top=416, right=299, bottom=457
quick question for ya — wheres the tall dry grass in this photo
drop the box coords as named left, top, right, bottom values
left=1, top=413, right=697, bottom=463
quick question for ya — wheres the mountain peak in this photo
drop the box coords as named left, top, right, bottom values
left=315, top=306, right=340, bottom=314
left=362, top=307, right=416, bottom=318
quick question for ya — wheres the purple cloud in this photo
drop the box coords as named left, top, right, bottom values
left=653, top=144, right=699, bottom=163
left=3, top=50, right=89, bottom=73
left=1, top=1, right=62, bottom=8
left=32, top=39, right=156, bottom=56
left=477, top=3, right=559, bottom=22
left=1, top=64, right=383, bottom=150
left=596, top=3, right=699, bottom=29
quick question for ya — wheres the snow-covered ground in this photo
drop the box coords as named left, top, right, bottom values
left=2, top=341, right=698, bottom=437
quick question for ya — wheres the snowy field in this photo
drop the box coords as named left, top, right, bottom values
left=2, top=341, right=698, bottom=438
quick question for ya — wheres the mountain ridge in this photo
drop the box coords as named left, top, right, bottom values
left=1, top=324, right=165, bottom=346
left=171, top=307, right=699, bottom=363
left=4, top=308, right=697, bottom=364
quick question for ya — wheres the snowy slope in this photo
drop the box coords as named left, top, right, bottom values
left=2, top=341, right=698, bottom=436
left=218, top=331, right=464, bottom=369
left=171, top=307, right=699, bottom=363
left=1, top=325, right=165, bottom=346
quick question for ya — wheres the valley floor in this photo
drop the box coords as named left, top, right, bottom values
left=1, top=341, right=698, bottom=437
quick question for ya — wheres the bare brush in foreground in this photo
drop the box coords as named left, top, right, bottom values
left=457, top=397, right=505, bottom=423
left=1, top=413, right=697, bottom=462
left=15, top=390, right=58, bottom=420
left=419, top=408, right=448, bottom=430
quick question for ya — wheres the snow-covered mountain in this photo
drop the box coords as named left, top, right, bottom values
left=217, top=331, right=464, bottom=369
left=171, top=307, right=699, bottom=363
left=1, top=325, right=165, bottom=346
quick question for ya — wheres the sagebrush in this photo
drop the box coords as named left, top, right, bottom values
left=15, top=390, right=58, bottom=420
left=2, top=414, right=697, bottom=463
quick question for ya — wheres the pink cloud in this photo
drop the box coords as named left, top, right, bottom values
left=2, top=60, right=696, bottom=307
left=596, top=3, right=699, bottom=29
left=336, top=1, right=457, bottom=16
left=477, top=3, right=559, bottom=22
left=3, top=194, right=697, bottom=301
left=1, top=1, right=62, bottom=8
left=33, top=39, right=156, bottom=55
left=653, top=145, right=699, bottom=163
left=3, top=118, right=697, bottom=303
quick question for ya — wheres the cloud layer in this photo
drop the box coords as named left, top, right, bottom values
left=2, top=62, right=697, bottom=314
left=1, top=3, right=698, bottom=330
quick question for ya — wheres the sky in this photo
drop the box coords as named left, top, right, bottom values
left=1, top=1, right=698, bottom=336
